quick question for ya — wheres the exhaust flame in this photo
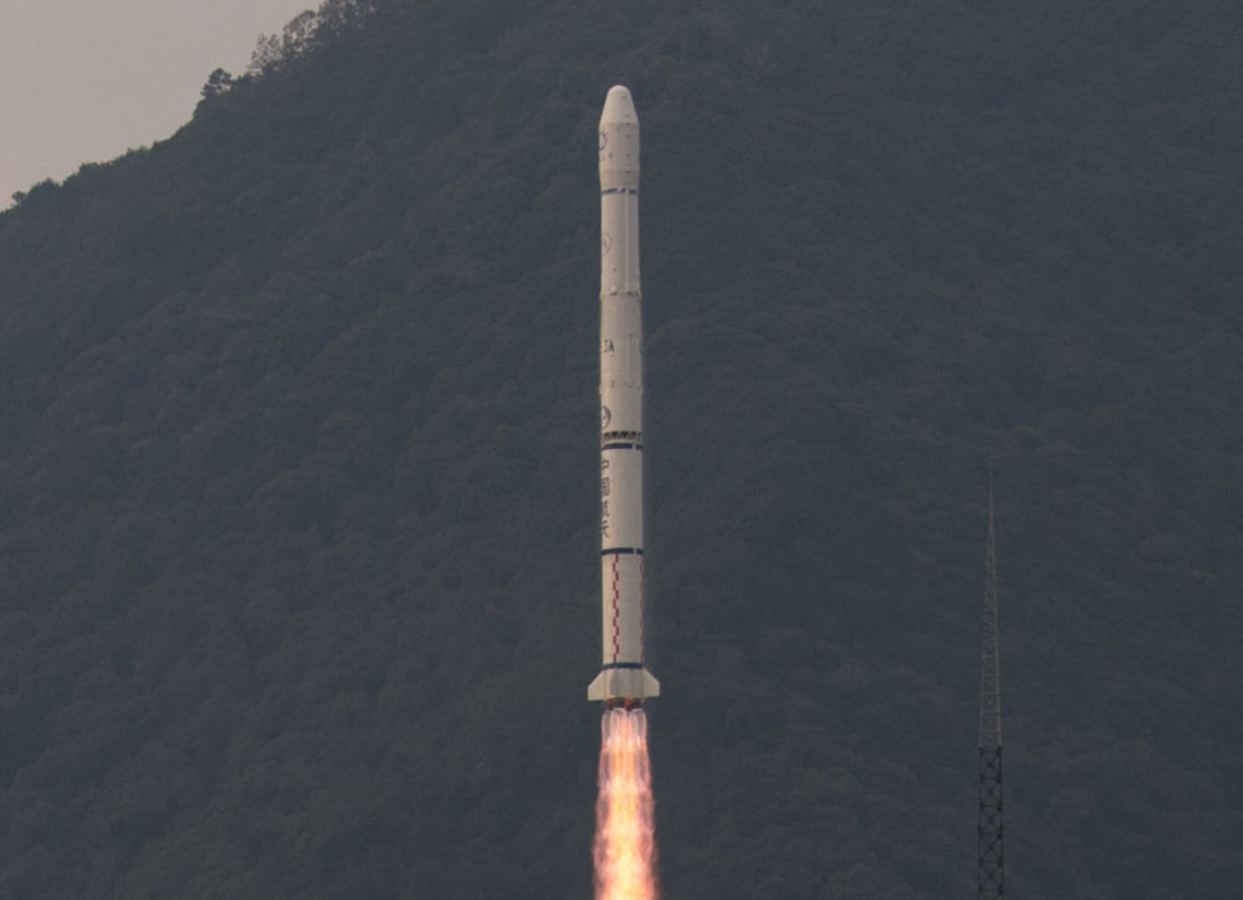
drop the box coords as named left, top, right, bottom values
left=594, top=709, right=659, bottom=900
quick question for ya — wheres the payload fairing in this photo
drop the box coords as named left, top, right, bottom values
left=588, top=86, right=660, bottom=708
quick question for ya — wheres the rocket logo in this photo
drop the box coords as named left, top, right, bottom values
left=601, top=406, right=612, bottom=429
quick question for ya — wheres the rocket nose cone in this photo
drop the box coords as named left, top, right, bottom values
left=600, top=85, right=638, bottom=126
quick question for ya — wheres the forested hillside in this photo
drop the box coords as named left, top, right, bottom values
left=0, top=1, right=1240, bottom=897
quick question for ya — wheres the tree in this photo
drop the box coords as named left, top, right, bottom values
left=200, top=69, right=235, bottom=100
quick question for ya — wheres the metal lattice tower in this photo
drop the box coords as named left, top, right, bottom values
left=978, top=484, right=1004, bottom=900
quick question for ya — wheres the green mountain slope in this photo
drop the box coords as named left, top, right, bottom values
left=0, top=1, right=1240, bottom=897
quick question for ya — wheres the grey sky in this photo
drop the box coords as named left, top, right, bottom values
left=1, top=1, right=316, bottom=205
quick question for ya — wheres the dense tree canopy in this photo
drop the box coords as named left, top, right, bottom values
left=0, top=0, right=1240, bottom=897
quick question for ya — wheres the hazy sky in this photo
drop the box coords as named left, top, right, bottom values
left=0, top=1, right=317, bottom=204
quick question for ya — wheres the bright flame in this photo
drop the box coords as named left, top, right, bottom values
left=594, top=709, right=659, bottom=900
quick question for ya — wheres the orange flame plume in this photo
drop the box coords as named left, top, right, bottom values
left=594, top=708, right=659, bottom=900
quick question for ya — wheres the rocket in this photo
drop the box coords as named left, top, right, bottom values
left=588, top=86, right=661, bottom=708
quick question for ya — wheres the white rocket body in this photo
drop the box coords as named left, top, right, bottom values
left=588, top=86, right=660, bottom=707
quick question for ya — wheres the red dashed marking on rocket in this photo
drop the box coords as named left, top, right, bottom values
left=610, top=554, right=621, bottom=663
